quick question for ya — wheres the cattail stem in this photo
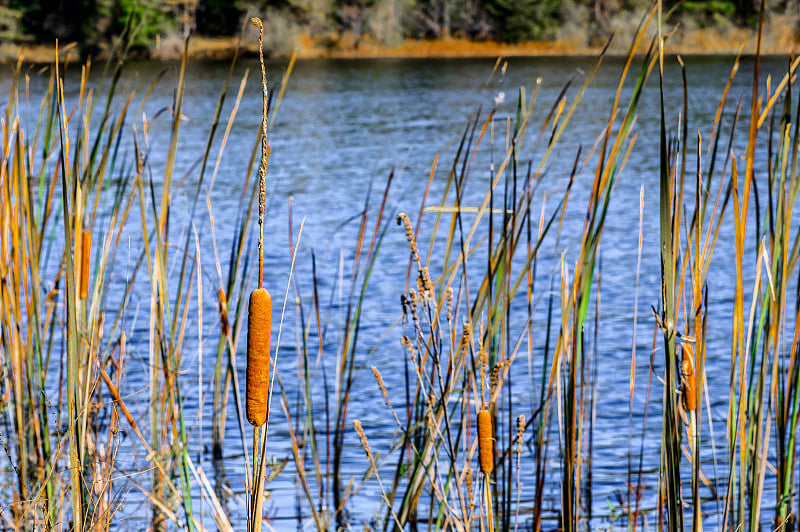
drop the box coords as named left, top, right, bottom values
left=253, top=16, right=268, bottom=290
left=251, top=425, right=262, bottom=532
left=479, top=347, right=487, bottom=410
left=484, top=477, right=494, bottom=532
left=249, top=20, right=271, bottom=532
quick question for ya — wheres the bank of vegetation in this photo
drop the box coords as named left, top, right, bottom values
left=0, top=0, right=796, bottom=60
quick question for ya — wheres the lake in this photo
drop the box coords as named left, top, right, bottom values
left=1, top=52, right=795, bottom=529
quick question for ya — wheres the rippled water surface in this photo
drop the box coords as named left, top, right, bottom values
left=2, top=53, right=794, bottom=529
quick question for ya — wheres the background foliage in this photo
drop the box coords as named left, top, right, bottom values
left=0, top=0, right=776, bottom=51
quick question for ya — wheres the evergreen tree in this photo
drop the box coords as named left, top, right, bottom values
left=485, top=0, right=560, bottom=41
left=197, top=0, right=244, bottom=35
left=13, top=0, right=96, bottom=42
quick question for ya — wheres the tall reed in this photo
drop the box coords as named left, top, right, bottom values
left=332, top=13, right=661, bottom=529
left=649, top=0, right=800, bottom=530
left=2, top=3, right=799, bottom=530
left=0, top=11, right=274, bottom=529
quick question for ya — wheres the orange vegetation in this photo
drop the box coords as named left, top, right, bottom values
left=0, top=24, right=795, bottom=64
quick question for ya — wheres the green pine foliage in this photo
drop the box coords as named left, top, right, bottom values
left=197, top=0, right=244, bottom=35
left=485, top=0, right=561, bottom=40
left=13, top=0, right=96, bottom=42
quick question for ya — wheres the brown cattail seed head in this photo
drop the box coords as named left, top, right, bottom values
left=477, top=409, right=493, bottom=475
left=466, top=466, right=474, bottom=508
left=479, top=347, right=488, bottom=392
left=420, top=267, right=434, bottom=299
left=446, top=287, right=453, bottom=322
left=490, top=362, right=500, bottom=395
left=463, top=322, right=473, bottom=344
left=681, top=343, right=696, bottom=412
left=401, top=335, right=411, bottom=351
left=354, top=420, right=373, bottom=463
left=372, top=366, right=391, bottom=408
left=397, top=212, right=419, bottom=261
left=80, top=229, right=91, bottom=299
left=218, top=288, right=230, bottom=337
left=246, top=288, right=272, bottom=426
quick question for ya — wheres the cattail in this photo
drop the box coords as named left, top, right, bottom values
left=246, top=288, right=271, bottom=426
left=457, top=328, right=469, bottom=354
left=681, top=343, right=696, bottom=412
left=489, top=362, right=500, bottom=396
left=477, top=409, right=493, bottom=475
left=96, top=311, right=105, bottom=340
left=372, top=366, right=390, bottom=408
left=218, top=288, right=229, bottom=337
left=420, top=267, right=434, bottom=299
left=397, top=212, right=419, bottom=263
left=401, top=335, right=411, bottom=352
left=80, top=229, right=91, bottom=299
left=446, top=287, right=453, bottom=323
left=466, top=466, right=474, bottom=512
left=409, top=288, right=421, bottom=332
left=354, top=420, right=373, bottom=463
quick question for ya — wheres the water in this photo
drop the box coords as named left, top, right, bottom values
left=2, top=53, right=795, bottom=529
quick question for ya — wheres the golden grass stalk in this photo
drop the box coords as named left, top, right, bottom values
left=354, top=420, right=403, bottom=529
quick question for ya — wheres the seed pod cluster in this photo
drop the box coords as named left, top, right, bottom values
left=246, top=288, right=272, bottom=426
left=477, top=409, right=493, bottom=475
left=680, top=343, right=696, bottom=412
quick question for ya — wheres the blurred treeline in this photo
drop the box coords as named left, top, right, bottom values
left=0, top=0, right=790, bottom=52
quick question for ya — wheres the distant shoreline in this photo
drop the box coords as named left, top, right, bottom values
left=1, top=25, right=795, bottom=64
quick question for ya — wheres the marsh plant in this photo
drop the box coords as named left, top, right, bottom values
left=0, top=0, right=799, bottom=530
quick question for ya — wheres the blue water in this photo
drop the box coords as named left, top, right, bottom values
left=1, top=52, right=795, bottom=529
